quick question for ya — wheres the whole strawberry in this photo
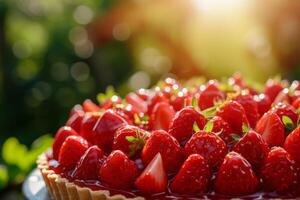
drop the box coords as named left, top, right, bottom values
left=292, top=97, right=300, bottom=110
left=112, top=125, right=148, bottom=157
left=233, top=93, right=259, bottom=128
left=216, top=100, right=250, bottom=135
left=141, top=130, right=184, bottom=174
left=168, top=106, right=206, bottom=144
left=198, top=81, right=225, bottom=110
left=80, top=112, right=101, bottom=143
left=99, top=150, right=139, bottom=189
left=52, top=126, right=79, bottom=160
left=284, top=126, right=300, bottom=162
left=185, top=130, right=227, bottom=168
left=82, top=99, right=100, bottom=112
left=255, top=111, right=285, bottom=147
left=264, top=79, right=285, bottom=102
left=170, top=154, right=211, bottom=194
left=135, top=153, right=167, bottom=194
left=254, top=94, right=272, bottom=117
left=232, top=130, right=270, bottom=169
left=93, top=109, right=127, bottom=152
left=215, top=152, right=259, bottom=196
left=72, top=145, right=105, bottom=180
left=149, top=102, right=175, bottom=131
left=147, top=92, right=168, bottom=115
left=125, top=92, right=147, bottom=113
left=58, top=136, right=89, bottom=170
left=66, top=108, right=84, bottom=133
left=272, top=102, right=298, bottom=125
left=261, top=147, right=298, bottom=192
left=210, top=116, right=233, bottom=144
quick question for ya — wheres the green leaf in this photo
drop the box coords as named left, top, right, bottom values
left=134, top=113, right=141, bottom=124
left=282, top=115, right=295, bottom=132
left=230, top=133, right=241, bottom=142
left=0, top=165, right=8, bottom=190
left=193, top=122, right=200, bottom=133
left=242, top=123, right=250, bottom=134
left=97, top=86, right=116, bottom=104
left=192, top=97, right=198, bottom=109
left=204, top=121, right=214, bottom=132
left=126, top=136, right=136, bottom=143
left=202, top=106, right=217, bottom=118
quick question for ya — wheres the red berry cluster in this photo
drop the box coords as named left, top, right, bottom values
left=51, top=74, right=300, bottom=197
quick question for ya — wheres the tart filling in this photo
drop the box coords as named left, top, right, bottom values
left=38, top=75, right=300, bottom=199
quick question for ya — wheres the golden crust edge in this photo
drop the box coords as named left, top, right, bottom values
left=36, top=154, right=145, bottom=200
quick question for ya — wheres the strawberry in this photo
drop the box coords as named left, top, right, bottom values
left=168, top=106, right=206, bottom=144
left=100, top=95, right=122, bottom=110
left=72, top=145, right=105, bottom=180
left=69, top=104, right=84, bottom=117
left=113, top=104, right=135, bottom=125
left=125, top=92, right=147, bottom=113
left=147, top=92, right=169, bottom=115
left=273, top=88, right=292, bottom=105
left=99, top=150, right=139, bottom=189
left=254, top=94, right=272, bottom=117
left=185, top=130, right=227, bottom=168
left=80, top=112, right=101, bottom=143
left=112, top=125, right=148, bottom=157
left=52, top=126, right=79, bottom=160
left=272, top=102, right=298, bottom=125
left=232, top=130, right=270, bottom=169
left=170, top=154, right=211, bottom=194
left=264, top=79, right=285, bottom=102
left=261, top=147, right=298, bottom=192
left=82, top=99, right=100, bottom=112
left=170, top=89, right=192, bottom=111
left=210, top=116, right=233, bottom=144
left=215, top=151, right=259, bottom=195
left=233, top=93, right=259, bottom=128
left=93, top=109, right=127, bottom=152
left=149, top=102, right=175, bottom=131
left=292, top=97, right=300, bottom=110
left=284, top=126, right=300, bottom=162
left=141, top=130, right=184, bottom=174
left=198, top=81, right=225, bottom=110
left=255, top=111, right=285, bottom=147
left=136, top=88, right=151, bottom=101
left=58, top=136, right=89, bottom=170
left=66, top=108, right=84, bottom=133
left=135, top=153, right=167, bottom=193
left=216, top=100, right=250, bottom=135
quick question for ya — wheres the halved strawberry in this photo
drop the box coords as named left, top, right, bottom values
left=170, top=154, right=211, bottom=194
left=135, top=153, right=167, bottom=194
left=233, top=93, right=259, bottom=128
left=82, top=99, right=100, bottom=112
left=58, top=136, right=89, bottom=170
left=198, top=81, right=225, bottom=110
left=52, top=126, right=79, bottom=160
left=93, top=109, right=128, bottom=152
left=216, top=100, right=249, bottom=136
left=210, top=116, right=233, bottom=144
left=284, top=126, right=300, bottom=162
left=215, top=152, right=259, bottom=195
left=66, top=108, right=85, bottom=133
left=72, top=145, right=105, bottom=180
left=261, top=147, right=298, bottom=192
left=112, top=125, right=148, bottom=157
left=232, top=130, right=270, bottom=169
left=149, top=102, right=175, bottom=131
left=185, top=130, right=227, bottom=168
left=254, top=94, right=272, bottom=117
left=141, top=130, right=184, bottom=174
left=168, top=106, right=206, bottom=144
left=255, top=111, right=285, bottom=147
left=80, top=112, right=101, bottom=143
left=99, top=150, right=139, bottom=189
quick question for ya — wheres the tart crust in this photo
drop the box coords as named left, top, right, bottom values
left=36, top=154, right=145, bottom=200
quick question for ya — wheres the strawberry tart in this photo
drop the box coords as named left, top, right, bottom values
left=37, top=74, right=300, bottom=199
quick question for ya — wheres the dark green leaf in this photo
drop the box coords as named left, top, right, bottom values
left=230, top=133, right=241, bottom=141
left=282, top=115, right=295, bottom=132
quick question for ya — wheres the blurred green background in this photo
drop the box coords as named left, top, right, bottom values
left=0, top=0, right=300, bottom=198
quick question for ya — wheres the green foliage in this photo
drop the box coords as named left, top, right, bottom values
left=1, top=135, right=53, bottom=188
